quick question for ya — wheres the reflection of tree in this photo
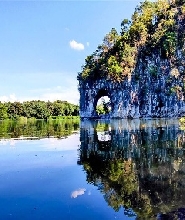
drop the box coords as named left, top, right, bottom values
left=0, top=119, right=79, bottom=139
left=79, top=120, right=185, bottom=219
left=81, top=152, right=153, bottom=218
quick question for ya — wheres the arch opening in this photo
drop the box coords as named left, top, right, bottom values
left=94, top=89, right=112, bottom=116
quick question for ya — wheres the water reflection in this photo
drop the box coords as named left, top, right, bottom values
left=79, top=119, right=185, bottom=219
left=0, top=119, right=79, bottom=139
left=71, top=188, right=86, bottom=198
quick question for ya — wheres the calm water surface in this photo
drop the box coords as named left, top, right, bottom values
left=0, top=119, right=185, bottom=219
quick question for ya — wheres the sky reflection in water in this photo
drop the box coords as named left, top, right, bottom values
left=0, top=119, right=185, bottom=219
left=0, top=121, right=127, bottom=220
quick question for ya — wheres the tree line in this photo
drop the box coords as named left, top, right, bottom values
left=0, top=100, right=79, bottom=120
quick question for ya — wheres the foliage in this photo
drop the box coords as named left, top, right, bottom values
left=78, top=0, right=185, bottom=82
left=0, top=102, right=8, bottom=120
left=96, top=122, right=110, bottom=132
left=179, top=117, right=185, bottom=130
left=96, top=104, right=106, bottom=115
left=107, top=56, right=123, bottom=82
left=0, top=100, right=79, bottom=120
left=163, top=31, right=177, bottom=57
left=96, top=98, right=111, bottom=115
left=0, top=118, right=80, bottom=139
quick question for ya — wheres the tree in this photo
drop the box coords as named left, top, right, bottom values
left=102, top=28, right=119, bottom=51
left=0, top=102, right=8, bottom=120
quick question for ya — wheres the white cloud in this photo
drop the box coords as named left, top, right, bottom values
left=69, top=40, right=84, bottom=51
left=0, top=73, right=80, bottom=104
left=71, top=188, right=86, bottom=198
left=29, top=76, right=80, bottom=104
left=0, top=86, right=79, bottom=105
left=0, top=94, right=17, bottom=103
left=86, top=42, right=90, bottom=47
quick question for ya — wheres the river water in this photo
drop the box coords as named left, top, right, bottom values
left=0, top=119, right=185, bottom=219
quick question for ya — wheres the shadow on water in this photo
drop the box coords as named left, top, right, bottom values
left=78, top=119, right=185, bottom=220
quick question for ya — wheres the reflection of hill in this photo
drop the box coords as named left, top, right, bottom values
left=79, top=119, right=185, bottom=219
left=0, top=119, right=79, bottom=139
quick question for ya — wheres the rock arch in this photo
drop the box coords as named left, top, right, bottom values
left=94, top=88, right=112, bottom=115
left=79, top=75, right=185, bottom=119
left=78, top=70, right=185, bottom=119
left=79, top=79, right=141, bottom=119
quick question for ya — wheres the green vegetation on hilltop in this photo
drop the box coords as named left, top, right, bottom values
left=78, top=0, right=185, bottom=82
left=0, top=100, right=79, bottom=120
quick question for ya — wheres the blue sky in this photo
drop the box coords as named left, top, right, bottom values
left=0, top=0, right=143, bottom=104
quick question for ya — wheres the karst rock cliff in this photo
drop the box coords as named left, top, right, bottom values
left=78, top=0, right=185, bottom=118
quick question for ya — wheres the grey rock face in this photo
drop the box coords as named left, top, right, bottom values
left=78, top=52, right=185, bottom=119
